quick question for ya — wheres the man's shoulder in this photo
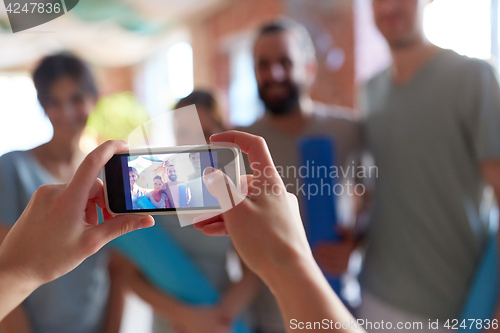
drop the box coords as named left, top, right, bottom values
left=236, top=117, right=268, bottom=136
left=0, top=150, right=28, bottom=172
left=437, top=49, right=495, bottom=79
left=310, top=103, right=363, bottom=149
left=0, top=150, right=25, bottom=162
left=312, top=103, right=361, bottom=127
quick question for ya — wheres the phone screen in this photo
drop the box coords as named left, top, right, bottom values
left=105, top=147, right=238, bottom=214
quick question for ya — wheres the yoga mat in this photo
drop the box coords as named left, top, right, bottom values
left=136, top=196, right=155, bottom=209
left=459, top=233, right=498, bottom=332
left=298, top=137, right=341, bottom=294
left=112, top=224, right=252, bottom=333
left=179, top=184, right=187, bottom=207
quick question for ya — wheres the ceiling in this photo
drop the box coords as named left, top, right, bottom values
left=0, top=0, right=224, bottom=69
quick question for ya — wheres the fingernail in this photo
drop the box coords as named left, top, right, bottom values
left=203, top=167, right=217, bottom=178
left=120, top=140, right=129, bottom=145
left=137, top=216, right=154, bottom=229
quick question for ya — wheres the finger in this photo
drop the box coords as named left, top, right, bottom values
left=82, top=178, right=104, bottom=226
left=90, top=214, right=155, bottom=248
left=210, top=131, right=280, bottom=180
left=286, top=192, right=299, bottom=209
left=88, top=178, right=105, bottom=207
left=87, top=178, right=115, bottom=221
left=85, top=199, right=98, bottom=225
left=240, top=174, right=254, bottom=197
left=202, top=168, right=247, bottom=212
left=68, top=140, right=129, bottom=205
left=193, top=213, right=223, bottom=227
left=101, top=207, right=114, bottom=221
left=200, top=222, right=228, bottom=236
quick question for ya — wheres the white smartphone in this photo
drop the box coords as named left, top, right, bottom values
left=102, top=145, right=240, bottom=215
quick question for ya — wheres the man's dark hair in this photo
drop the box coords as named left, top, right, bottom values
left=33, top=53, right=98, bottom=107
left=255, top=18, right=316, bottom=63
left=175, top=90, right=223, bottom=128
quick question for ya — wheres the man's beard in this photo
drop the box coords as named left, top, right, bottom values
left=258, top=81, right=300, bottom=116
left=169, top=174, right=177, bottom=182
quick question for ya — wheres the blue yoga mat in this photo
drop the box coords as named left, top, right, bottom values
left=137, top=196, right=155, bottom=209
left=111, top=224, right=252, bottom=333
left=298, top=137, right=341, bottom=294
left=179, top=184, right=187, bottom=207
left=459, top=233, right=498, bottom=332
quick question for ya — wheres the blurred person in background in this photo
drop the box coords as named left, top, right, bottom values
left=117, top=90, right=261, bottom=333
left=187, top=152, right=201, bottom=181
left=174, top=90, right=225, bottom=145
left=239, top=19, right=363, bottom=333
left=129, top=166, right=145, bottom=209
left=163, top=164, right=191, bottom=208
left=0, top=54, right=122, bottom=333
left=350, top=0, right=500, bottom=331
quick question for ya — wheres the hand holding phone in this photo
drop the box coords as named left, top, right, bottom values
left=0, top=141, right=154, bottom=321
left=193, top=131, right=360, bottom=333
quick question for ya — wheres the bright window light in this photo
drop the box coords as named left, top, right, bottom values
left=229, top=38, right=263, bottom=127
left=167, top=42, right=194, bottom=100
left=424, top=0, right=491, bottom=60
left=0, top=74, right=53, bottom=157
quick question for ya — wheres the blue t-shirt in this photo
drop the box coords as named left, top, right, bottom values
left=0, top=150, right=110, bottom=333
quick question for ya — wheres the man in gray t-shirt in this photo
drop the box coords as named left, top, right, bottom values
left=356, top=0, right=500, bottom=329
left=240, top=19, right=362, bottom=333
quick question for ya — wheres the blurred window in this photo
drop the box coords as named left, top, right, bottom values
left=167, top=42, right=194, bottom=100
left=0, top=73, right=52, bottom=156
left=424, top=0, right=493, bottom=62
left=139, top=40, right=194, bottom=118
left=228, top=37, right=263, bottom=127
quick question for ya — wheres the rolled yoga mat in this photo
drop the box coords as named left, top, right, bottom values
left=111, top=223, right=252, bottom=333
left=298, top=137, right=341, bottom=295
left=459, top=233, right=498, bottom=332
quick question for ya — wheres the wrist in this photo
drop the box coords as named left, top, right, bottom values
left=0, top=259, right=41, bottom=315
left=259, top=247, right=319, bottom=294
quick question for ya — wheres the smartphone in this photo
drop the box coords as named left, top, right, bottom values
left=103, top=145, right=240, bottom=215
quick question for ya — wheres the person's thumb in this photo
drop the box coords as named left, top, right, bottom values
left=202, top=167, right=245, bottom=211
left=91, top=215, right=155, bottom=248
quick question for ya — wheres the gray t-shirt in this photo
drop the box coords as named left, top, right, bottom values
left=0, top=150, right=110, bottom=333
left=240, top=103, right=363, bottom=332
left=145, top=191, right=168, bottom=208
left=359, top=49, right=500, bottom=320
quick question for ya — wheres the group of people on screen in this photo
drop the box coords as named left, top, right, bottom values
left=129, top=153, right=203, bottom=210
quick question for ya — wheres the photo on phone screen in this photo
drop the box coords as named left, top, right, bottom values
left=104, top=146, right=239, bottom=214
